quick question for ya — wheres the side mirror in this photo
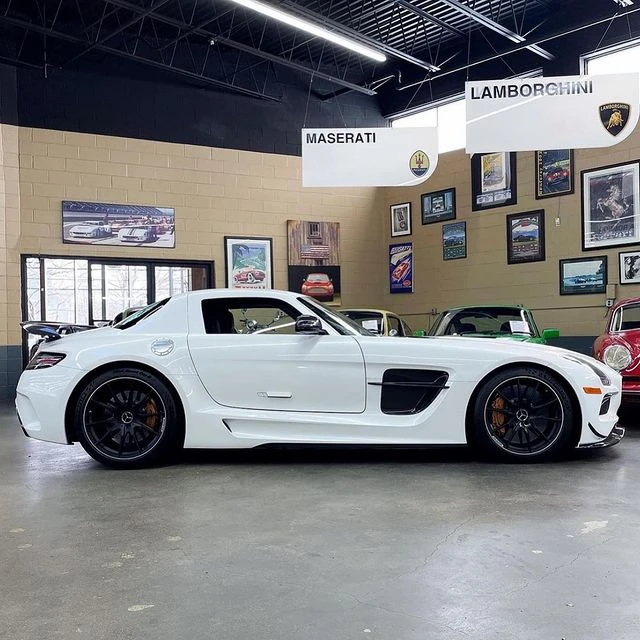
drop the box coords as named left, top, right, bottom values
left=542, top=328, right=560, bottom=340
left=295, top=315, right=327, bottom=335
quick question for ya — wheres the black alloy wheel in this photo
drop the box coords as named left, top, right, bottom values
left=472, top=367, right=575, bottom=461
left=75, top=368, right=181, bottom=468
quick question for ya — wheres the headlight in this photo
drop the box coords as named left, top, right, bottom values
left=603, top=345, right=632, bottom=372
left=563, top=354, right=612, bottom=386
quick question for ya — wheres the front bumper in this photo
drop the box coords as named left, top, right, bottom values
left=578, top=423, right=625, bottom=449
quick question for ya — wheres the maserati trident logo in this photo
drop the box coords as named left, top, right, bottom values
left=600, top=103, right=630, bottom=136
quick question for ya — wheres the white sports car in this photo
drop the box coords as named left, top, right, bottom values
left=16, top=289, right=623, bottom=468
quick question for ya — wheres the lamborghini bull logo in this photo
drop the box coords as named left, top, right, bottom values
left=600, top=103, right=631, bottom=137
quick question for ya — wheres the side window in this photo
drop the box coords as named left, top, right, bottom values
left=611, top=308, right=622, bottom=332
left=388, top=315, right=402, bottom=336
left=201, top=298, right=300, bottom=335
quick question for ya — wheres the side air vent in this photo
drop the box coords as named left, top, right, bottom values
left=375, top=369, right=449, bottom=415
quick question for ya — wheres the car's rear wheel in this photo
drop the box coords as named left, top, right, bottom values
left=74, top=368, right=181, bottom=468
left=472, top=366, right=575, bottom=461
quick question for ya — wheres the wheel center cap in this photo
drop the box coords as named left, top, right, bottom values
left=515, top=408, right=529, bottom=422
left=121, top=411, right=134, bottom=424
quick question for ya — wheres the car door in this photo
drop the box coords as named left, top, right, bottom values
left=187, top=294, right=366, bottom=413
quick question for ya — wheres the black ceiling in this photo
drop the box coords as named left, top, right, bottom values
left=0, top=0, right=638, bottom=117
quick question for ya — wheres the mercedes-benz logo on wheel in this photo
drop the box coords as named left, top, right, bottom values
left=121, top=411, right=134, bottom=424
left=515, top=408, right=529, bottom=422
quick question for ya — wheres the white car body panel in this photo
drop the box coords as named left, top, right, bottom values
left=16, top=289, right=622, bottom=455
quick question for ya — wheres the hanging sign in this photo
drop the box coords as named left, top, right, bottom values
left=465, top=73, right=640, bottom=153
left=302, top=127, right=438, bottom=187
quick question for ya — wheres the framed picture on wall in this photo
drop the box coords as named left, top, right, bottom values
left=559, top=256, right=607, bottom=295
left=62, top=200, right=176, bottom=248
left=224, top=236, right=274, bottom=289
left=390, top=202, right=412, bottom=237
left=471, top=152, right=517, bottom=211
left=506, top=210, right=545, bottom=265
left=442, top=222, right=467, bottom=261
left=389, top=243, right=413, bottom=293
left=619, top=250, right=640, bottom=285
left=421, top=188, right=456, bottom=224
left=581, top=161, right=640, bottom=250
left=535, top=150, right=574, bottom=199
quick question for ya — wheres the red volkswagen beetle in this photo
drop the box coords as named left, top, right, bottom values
left=593, top=297, right=640, bottom=399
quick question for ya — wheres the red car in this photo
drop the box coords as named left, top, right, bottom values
left=301, top=273, right=334, bottom=301
left=545, top=166, right=569, bottom=185
left=233, top=267, right=266, bottom=284
left=392, top=260, right=410, bottom=282
left=593, top=297, right=640, bottom=399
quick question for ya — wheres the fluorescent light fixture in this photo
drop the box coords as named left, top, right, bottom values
left=226, top=0, right=387, bottom=63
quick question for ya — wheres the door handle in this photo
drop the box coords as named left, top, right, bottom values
left=258, top=391, right=293, bottom=398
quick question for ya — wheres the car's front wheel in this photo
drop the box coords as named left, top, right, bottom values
left=74, top=368, right=182, bottom=468
left=472, top=366, right=575, bottom=461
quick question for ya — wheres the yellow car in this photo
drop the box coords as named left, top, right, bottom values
left=340, top=308, right=413, bottom=337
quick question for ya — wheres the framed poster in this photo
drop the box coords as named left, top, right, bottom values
left=506, top=210, right=545, bottom=265
left=581, top=161, right=640, bottom=250
left=421, top=188, right=456, bottom=224
left=535, top=150, right=574, bottom=199
left=224, top=236, right=273, bottom=289
left=389, top=243, right=413, bottom=293
left=442, top=222, right=467, bottom=261
left=62, top=200, right=175, bottom=248
left=619, top=250, right=640, bottom=284
left=559, top=256, right=607, bottom=295
left=390, top=202, right=412, bottom=237
left=287, top=220, right=341, bottom=305
left=471, top=152, right=517, bottom=211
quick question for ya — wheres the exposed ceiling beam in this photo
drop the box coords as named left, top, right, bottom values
left=281, top=0, right=440, bottom=71
left=0, top=14, right=281, bottom=101
left=436, top=0, right=556, bottom=60
left=394, top=0, right=465, bottom=37
left=102, top=0, right=377, bottom=95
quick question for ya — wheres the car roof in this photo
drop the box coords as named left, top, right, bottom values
left=340, top=308, right=394, bottom=315
left=172, top=288, right=310, bottom=303
left=441, top=304, right=527, bottom=313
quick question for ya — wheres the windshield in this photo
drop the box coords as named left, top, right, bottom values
left=430, top=307, right=536, bottom=336
left=113, top=298, right=169, bottom=329
left=340, top=310, right=383, bottom=334
left=307, top=273, right=329, bottom=282
left=299, top=298, right=374, bottom=336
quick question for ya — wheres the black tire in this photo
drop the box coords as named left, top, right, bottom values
left=472, top=366, right=575, bottom=462
left=74, top=367, right=182, bottom=468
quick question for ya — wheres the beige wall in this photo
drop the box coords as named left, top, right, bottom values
left=7, top=127, right=384, bottom=345
left=380, top=130, right=640, bottom=336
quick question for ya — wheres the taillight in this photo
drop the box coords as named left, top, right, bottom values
left=25, top=352, right=66, bottom=370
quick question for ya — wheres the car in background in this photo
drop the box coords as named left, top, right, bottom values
left=593, top=297, right=640, bottom=400
left=340, top=309, right=413, bottom=337
left=68, top=221, right=112, bottom=239
left=118, top=225, right=158, bottom=243
left=233, top=267, right=266, bottom=285
left=391, top=260, right=410, bottom=282
left=301, top=273, right=334, bottom=301
left=428, top=305, right=560, bottom=344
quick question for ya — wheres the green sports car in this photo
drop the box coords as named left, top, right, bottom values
left=427, top=305, right=560, bottom=344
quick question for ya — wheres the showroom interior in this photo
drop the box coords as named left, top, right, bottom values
left=3, top=0, right=640, bottom=638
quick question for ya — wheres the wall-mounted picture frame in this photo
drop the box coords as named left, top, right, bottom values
left=619, top=250, right=640, bottom=285
left=442, top=221, right=467, bottom=261
left=471, top=152, right=517, bottom=211
left=62, top=200, right=176, bottom=248
left=421, top=188, right=456, bottom=224
left=559, top=256, right=607, bottom=295
left=390, top=202, right=412, bottom=237
left=224, top=236, right=274, bottom=289
left=535, top=149, right=574, bottom=199
left=389, top=243, right=413, bottom=293
left=506, top=210, right=545, bottom=265
left=581, top=160, right=640, bottom=250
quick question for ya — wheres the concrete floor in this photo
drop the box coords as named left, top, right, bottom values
left=2, top=407, right=640, bottom=640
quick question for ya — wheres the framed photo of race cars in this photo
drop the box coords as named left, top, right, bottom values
left=471, top=152, right=517, bottom=211
left=224, top=236, right=274, bottom=290
left=442, top=222, right=466, bottom=261
left=581, top=161, right=640, bottom=250
left=506, top=210, right=545, bottom=265
left=559, top=256, right=607, bottom=296
left=421, top=188, right=456, bottom=224
left=535, top=150, right=574, bottom=199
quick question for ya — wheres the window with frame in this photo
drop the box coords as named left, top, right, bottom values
left=582, top=39, right=640, bottom=75
left=613, top=304, right=640, bottom=332
left=201, top=298, right=301, bottom=335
